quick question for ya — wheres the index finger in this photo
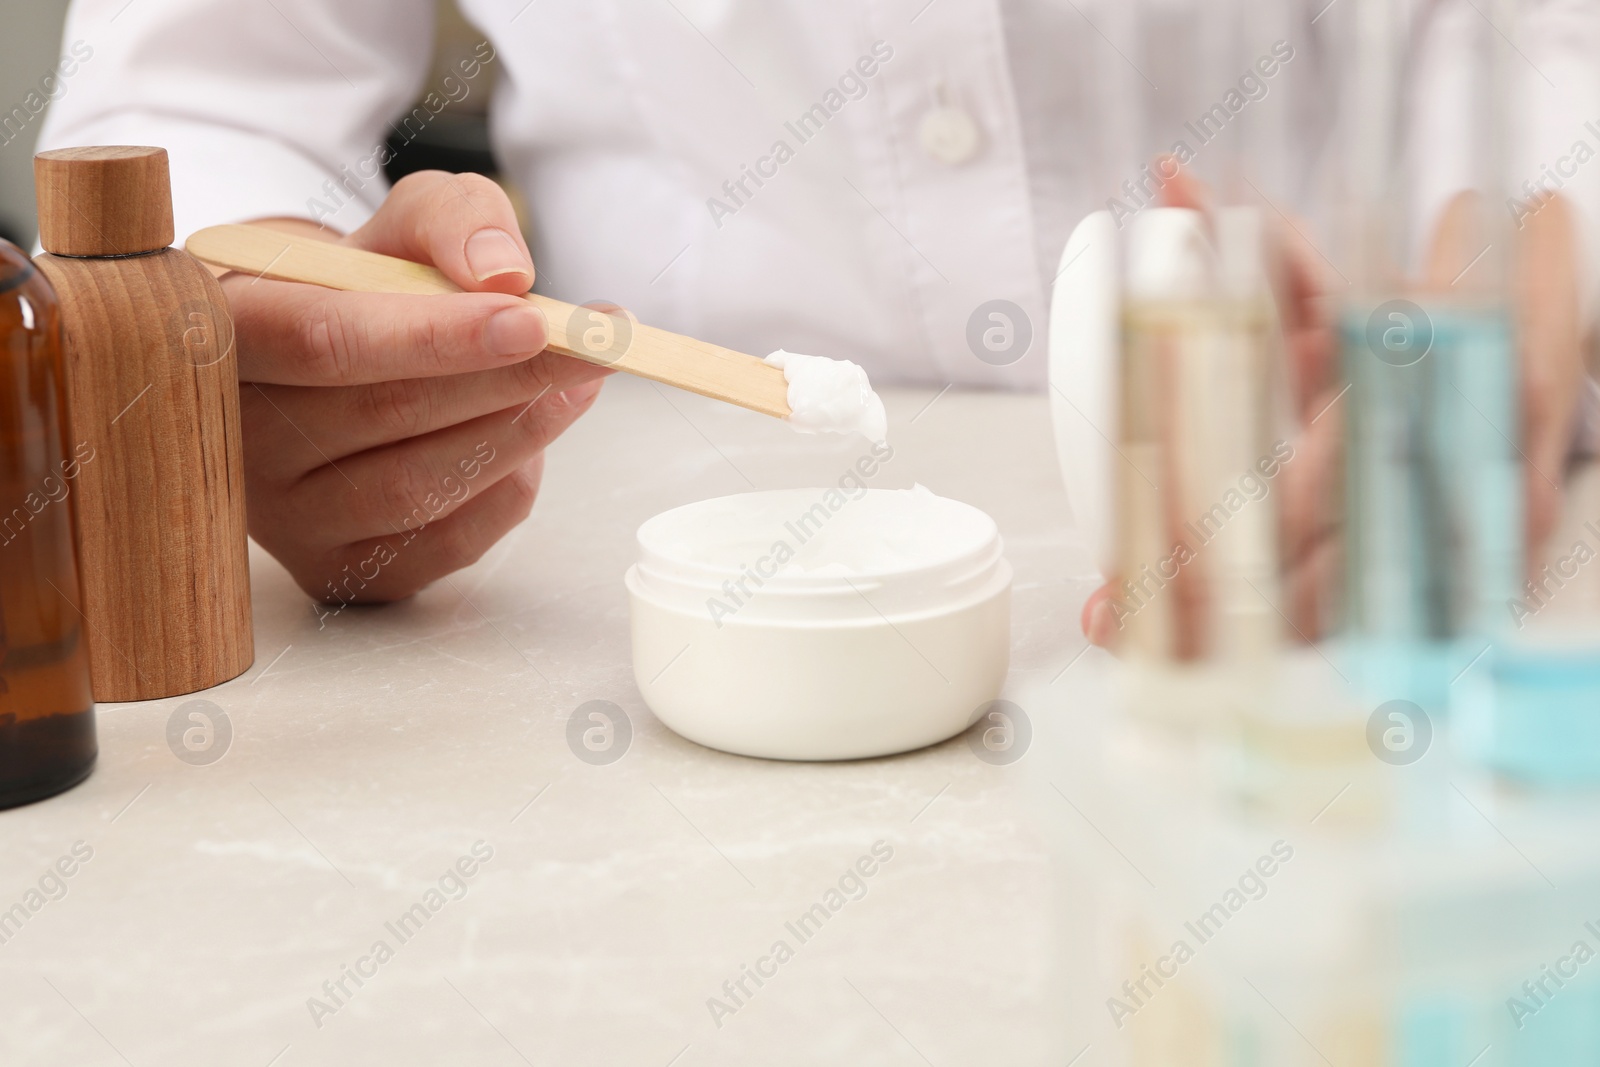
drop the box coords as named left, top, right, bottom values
left=225, top=275, right=548, bottom=386
left=350, top=170, right=535, bottom=295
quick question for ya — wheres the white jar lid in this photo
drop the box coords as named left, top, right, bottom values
left=1125, top=206, right=1214, bottom=300
left=631, top=486, right=1008, bottom=623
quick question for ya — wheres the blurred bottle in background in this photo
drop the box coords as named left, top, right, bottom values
left=1106, top=0, right=1297, bottom=732
left=1337, top=0, right=1522, bottom=722
left=1114, top=205, right=1284, bottom=723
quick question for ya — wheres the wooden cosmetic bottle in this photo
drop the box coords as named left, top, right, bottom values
left=33, top=146, right=253, bottom=701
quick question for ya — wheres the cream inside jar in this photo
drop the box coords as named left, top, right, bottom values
left=626, top=487, right=1012, bottom=760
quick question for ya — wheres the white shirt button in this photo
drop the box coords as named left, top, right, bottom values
left=918, top=105, right=982, bottom=165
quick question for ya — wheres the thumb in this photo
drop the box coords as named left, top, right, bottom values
left=1081, top=583, right=1121, bottom=648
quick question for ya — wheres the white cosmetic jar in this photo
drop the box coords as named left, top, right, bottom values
left=626, top=486, right=1012, bottom=760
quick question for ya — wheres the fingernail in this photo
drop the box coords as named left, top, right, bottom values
left=484, top=305, right=547, bottom=357
left=465, top=228, right=532, bottom=284
left=1088, top=599, right=1118, bottom=647
left=557, top=378, right=605, bottom=408
left=1083, top=590, right=1119, bottom=648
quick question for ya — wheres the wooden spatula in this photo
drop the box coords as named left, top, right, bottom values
left=185, top=224, right=791, bottom=419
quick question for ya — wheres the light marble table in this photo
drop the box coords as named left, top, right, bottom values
left=0, top=376, right=1102, bottom=1067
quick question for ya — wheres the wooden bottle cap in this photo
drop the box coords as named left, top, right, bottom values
left=35, top=146, right=176, bottom=257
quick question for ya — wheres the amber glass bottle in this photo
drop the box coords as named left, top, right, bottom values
left=0, top=237, right=96, bottom=808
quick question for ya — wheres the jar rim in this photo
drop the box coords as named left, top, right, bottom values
left=631, top=487, right=1008, bottom=621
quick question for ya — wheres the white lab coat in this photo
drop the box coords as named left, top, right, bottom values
left=37, top=0, right=1600, bottom=386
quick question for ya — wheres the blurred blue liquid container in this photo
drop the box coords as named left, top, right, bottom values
left=1336, top=0, right=1524, bottom=729
left=1461, top=634, right=1600, bottom=785
left=1341, top=303, right=1522, bottom=720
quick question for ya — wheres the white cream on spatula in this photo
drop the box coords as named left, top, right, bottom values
left=764, top=349, right=888, bottom=444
